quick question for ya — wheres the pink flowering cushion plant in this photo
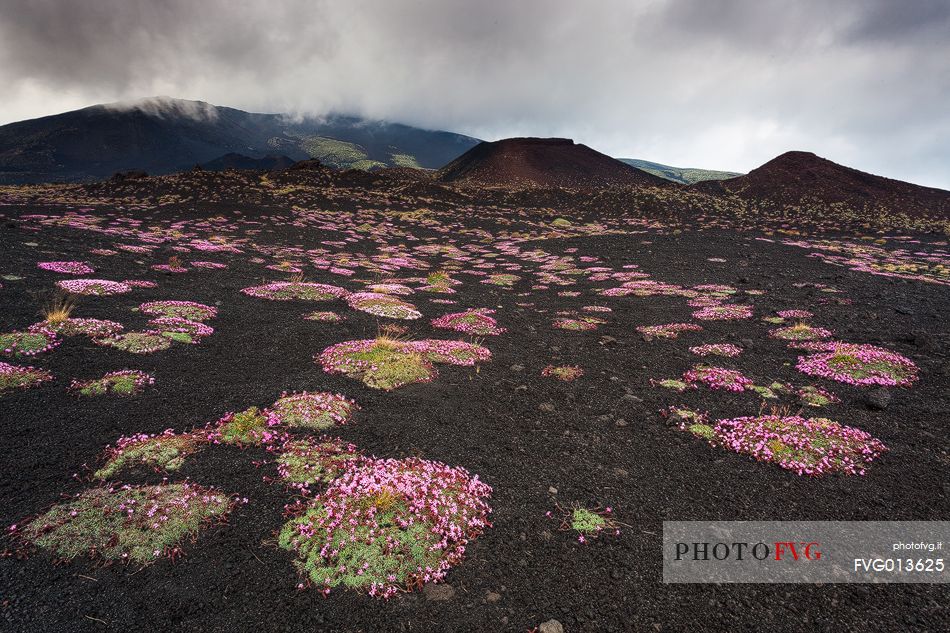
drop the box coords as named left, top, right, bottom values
left=688, top=343, right=743, bottom=357
left=403, top=339, right=492, bottom=366
left=15, top=483, right=233, bottom=564
left=650, top=378, right=693, bottom=392
left=151, top=263, right=189, bottom=273
left=275, top=437, right=363, bottom=494
left=0, top=361, right=53, bottom=395
left=556, top=505, right=622, bottom=544
left=304, top=311, right=342, bottom=322
left=241, top=281, right=348, bottom=302
left=346, top=292, right=421, bottom=320
left=636, top=323, right=703, bottom=339
left=366, top=283, right=414, bottom=296
left=692, top=304, right=753, bottom=320
left=683, top=365, right=753, bottom=392
left=56, top=279, right=132, bottom=296
left=319, top=339, right=436, bottom=390
left=482, top=273, right=520, bottom=287
left=94, top=429, right=203, bottom=479
left=139, top=300, right=217, bottom=321
left=552, top=318, right=599, bottom=331
left=777, top=309, right=813, bottom=319
left=265, top=391, right=359, bottom=430
left=431, top=309, right=505, bottom=336
left=711, top=415, right=887, bottom=476
left=147, top=317, right=214, bottom=344
left=212, top=407, right=276, bottom=445
left=796, top=342, right=919, bottom=387
left=319, top=339, right=490, bottom=390
left=770, top=323, right=833, bottom=341
left=71, top=370, right=153, bottom=397
left=30, top=318, right=123, bottom=339
left=541, top=365, right=584, bottom=381
left=0, top=330, right=60, bottom=357
left=123, top=280, right=158, bottom=289
left=798, top=385, right=840, bottom=407
left=37, top=261, right=94, bottom=275
left=278, top=457, right=491, bottom=598
left=662, top=406, right=714, bottom=439
left=95, top=331, right=172, bottom=354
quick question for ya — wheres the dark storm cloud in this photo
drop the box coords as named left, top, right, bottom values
left=0, top=0, right=948, bottom=188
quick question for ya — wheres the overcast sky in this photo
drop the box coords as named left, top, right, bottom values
left=1, top=0, right=948, bottom=187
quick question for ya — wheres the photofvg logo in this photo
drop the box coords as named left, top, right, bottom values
left=663, top=521, right=948, bottom=583
left=674, top=540, right=821, bottom=562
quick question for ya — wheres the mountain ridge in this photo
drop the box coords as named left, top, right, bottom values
left=0, top=97, right=480, bottom=183
left=618, top=158, right=742, bottom=184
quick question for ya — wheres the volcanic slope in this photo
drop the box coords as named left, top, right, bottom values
left=200, top=153, right=297, bottom=172
left=695, top=151, right=950, bottom=218
left=437, top=137, right=671, bottom=188
left=0, top=97, right=480, bottom=183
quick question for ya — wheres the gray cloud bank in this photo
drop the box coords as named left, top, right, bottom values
left=1, top=0, right=948, bottom=188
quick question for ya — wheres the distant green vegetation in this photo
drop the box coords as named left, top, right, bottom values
left=295, top=136, right=386, bottom=170
left=390, top=153, right=421, bottom=168
left=291, top=136, right=422, bottom=171
left=619, top=158, right=742, bottom=185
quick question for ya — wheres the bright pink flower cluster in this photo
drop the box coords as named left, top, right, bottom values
left=147, top=317, right=214, bottom=341
left=37, top=261, right=94, bottom=275
left=264, top=391, right=359, bottom=428
left=777, top=309, right=813, bottom=319
left=0, top=361, right=53, bottom=392
left=712, top=415, right=887, bottom=475
left=796, top=342, right=919, bottom=387
left=683, top=365, right=753, bottom=392
left=151, top=263, right=189, bottom=273
left=242, top=281, right=348, bottom=302
left=346, top=292, right=421, bottom=320
left=1, top=329, right=60, bottom=357
left=692, top=304, right=753, bottom=320
left=123, top=280, right=158, bottom=288
left=431, top=309, right=505, bottom=336
left=318, top=339, right=404, bottom=372
left=693, top=284, right=736, bottom=293
left=105, top=428, right=186, bottom=456
left=70, top=369, right=154, bottom=395
left=688, top=343, right=743, bottom=357
left=190, top=240, right=242, bottom=253
left=30, top=318, right=124, bottom=339
left=282, top=457, right=492, bottom=598
left=403, top=339, right=492, bottom=366
left=56, top=279, right=132, bottom=296
left=139, top=300, right=218, bottom=321
left=602, top=280, right=685, bottom=297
